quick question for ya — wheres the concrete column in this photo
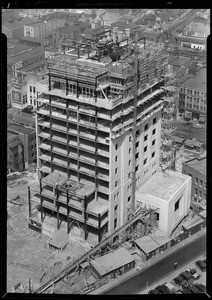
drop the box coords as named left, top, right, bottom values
left=28, top=186, right=31, bottom=217
left=66, top=189, right=69, bottom=234
left=56, top=187, right=59, bottom=230
left=39, top=178, right=44, bottom=223
left=98, top=213, right=101, bottom=243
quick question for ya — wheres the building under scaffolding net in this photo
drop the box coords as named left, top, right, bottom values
left=28, top=27, right=170, bottom=244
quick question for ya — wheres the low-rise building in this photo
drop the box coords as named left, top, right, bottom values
left=24, top=18, right=66, bottom=39
left=7, top=132, right=24, bottom=172
left=136, top=170, right=191, bottom=236
left=8, top=124, right=37, bottom=170
left=8, top=106, right=36, bottom=128
left=182, top=157, right=206, bottom=204
left=178, top=68, right=206, bottom=121
left=19, top=36, right=50, bottom=47
left=2, top=17, right=35, bottom=39
left=90, top=247, right=135, bottom=278
left=7, top=41, right=46, bottom=76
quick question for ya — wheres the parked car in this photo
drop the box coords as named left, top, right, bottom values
left=182, top=287, right=192, bottom=294
left=173, top=276, right=182, bottom=286
left=194, top=284, right=206, bottom=293
left=187, top=268, right=200, bottom=280
left=179, top=279, right=189, bottom=288
left=148, top=289, right=159, bottom=294
left=195, top=260, right=206, bottom=272
left=181, top=271, right=193, bottom=282
left=155, top=284, right=170, bottom=294
left=187, top=284, right=200, bottom=294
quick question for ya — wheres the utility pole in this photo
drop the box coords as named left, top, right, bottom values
left=131, top=29, right=139, bottom=214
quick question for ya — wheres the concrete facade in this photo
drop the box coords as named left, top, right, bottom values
left=136, top=171, right=192, bottom=235
left=29, top=40, right=169, bottom=242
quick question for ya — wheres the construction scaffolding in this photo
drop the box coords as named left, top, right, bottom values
left=160, top=65, right=178, bottom=171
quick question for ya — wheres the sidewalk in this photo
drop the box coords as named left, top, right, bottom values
left=89, top=228, right=206, bottom=295
left=140, top=253, right=206, bottom=294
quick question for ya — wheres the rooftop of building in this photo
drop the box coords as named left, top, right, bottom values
left=184, top=156, right=206, bottom=175
left=19, top=36, right=50, bottom=43
left=90, top=247, right=134, bottom=277
left=179, top=35, right=206, bottom=45
left=7, top=41, right=32, bottom=56
left=3, top=17, right=35, bottom=30
left=182, top=214, right=204, bottom=230
left=182, top=68, right=206, bottom=91
left=8, top=47, right=45, bottom=64
left=136, top=171, right=188, bottom=201
left=168, top=55, right=190, bottom=67
left=47, top=229, right=69, bottom=249
left=134, top=231, right=171, bottom=254
left=8, top=124, right=35, bottom=135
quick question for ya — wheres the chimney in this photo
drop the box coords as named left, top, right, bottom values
left=125, top=28, right=131, bottom=38
left=117, top=31, right=123, bottom=42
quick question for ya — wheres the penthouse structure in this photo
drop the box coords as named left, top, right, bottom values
left=28, top=39, right=169, bottom=243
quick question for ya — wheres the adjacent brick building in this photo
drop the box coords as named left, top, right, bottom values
left=182, top=157, right=206, bottom=204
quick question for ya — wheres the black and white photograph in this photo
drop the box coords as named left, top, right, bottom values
left=3, top=6, right=209, bottom=295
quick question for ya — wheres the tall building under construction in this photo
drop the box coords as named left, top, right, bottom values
left=28, top=31, right=170, bottom=243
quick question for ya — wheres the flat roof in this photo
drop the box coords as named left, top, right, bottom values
left=136, top=171, right=187, bottom=201
left=134, top=230, right=172, bottom=254
left=48, top=229, right=69, bottom=249
left=87, top=198, right=108, bottom=215
left=135, top=236, right=159, bottom=253
left=42, top=171, right=67, bottom=187
left=168, top=55, right=190, bottom=67
left=8, top=47, right=45, bottom=64
left=184, top=157, right=206, bottom=175
left=90, top=247, right=135, bottom=277
left=182, top=68, right=206, bottom=91
left=19, top=36, right=49, bottom=43
left=3, top=17, right=34, bottom=30
left=8, top=124, right=35, bottom=135
left=172, top=136, right=185, bottom=143
left=182, top=215, right=203, bottom=230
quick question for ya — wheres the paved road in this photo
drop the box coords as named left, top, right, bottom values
left=103, top=233, right=206, bottom=295
left=171, top=121, right=206, bottom=143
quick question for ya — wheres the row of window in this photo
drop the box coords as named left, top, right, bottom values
left=115, top=129, right=156, bottom=151
left=186, top=96, right=206, bottom=104
left=194, top=188, right=206, bottom=200
left=186, top=103, right=206, bottom=111
left=195, top=177, right=206, bottom=189
left=29, top=86, right=36, bottom=93
left=184, top=88, right=206, bottom=97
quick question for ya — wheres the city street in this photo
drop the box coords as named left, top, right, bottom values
left=172, top=120, right=206, bottom=143
left=103, top=231, right=206, bottom=295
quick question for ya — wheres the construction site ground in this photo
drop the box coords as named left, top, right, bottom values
left=7, top=171, right=93, bottom=292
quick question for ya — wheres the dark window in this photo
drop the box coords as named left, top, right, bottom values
left=143, top=158, right=147, bottom=165
left=136, top=141, right=139, bottom=148
left=115, top=181, right=117, bottom=187
left=136, top=129, right=140, bottom=136
left=175, top=199, right=180, bottom=211
left=128, top=196, right=131, bottom=202
left=153, top=117, right=156, bottom=124
left=115, top=143, right=118, bottom=150
left=144, top=123, right=148, bottom=131
left=128, top=172, right=131, bottom=179
left=115, top=205, right=118, bottom=211
left=128, top=160, right=131, bottom=166
left=152, top=128, right=156, bottom=135
left=115, top=156, right=118, bottom=162
left=30, top=86, right=32, bottom=92
left=144, top=134, right=148, bottom=141
left=152, top=151, right=155, bottom=158
left=152, top=139, right=156, bottom=146
left=129, top=148, right=131, bottom=154
left=135, top=165, right=139, bottom=172
left=114, top=218, right=117, bottom=229
left=33, top=87, right=35, bottom=93
left=115, top=167, right=118, bottom=174
left=144, top=146, right=147, bottom=152
left=135, top=153, right=139, bottom=159
left=129, top=136, right=132, bottom=142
